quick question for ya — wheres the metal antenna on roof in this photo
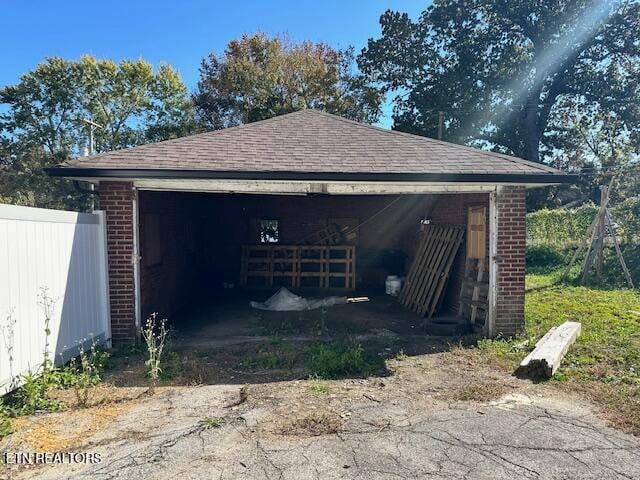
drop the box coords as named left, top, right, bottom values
left=81, top=118, right=103, bottom=155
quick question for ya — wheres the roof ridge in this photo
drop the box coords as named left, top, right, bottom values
left=305, top=109, right=560, bottom=174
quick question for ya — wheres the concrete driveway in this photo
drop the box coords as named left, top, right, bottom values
left=2, top=354, right=639, bottom=480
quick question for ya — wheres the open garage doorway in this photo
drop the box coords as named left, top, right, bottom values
left=137, top=190, right=490, bottom=343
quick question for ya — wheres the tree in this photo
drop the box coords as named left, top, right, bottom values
left=80, top=57, right=195, bottom=150
left=0, top=56, right=195, bottom=210
left=194, top=33, right=382, bottom=129
left=358, top=1, right=640, bottom=164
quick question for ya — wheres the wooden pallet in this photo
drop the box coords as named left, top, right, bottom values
left=240, top=245, right=356, bottom=289
left=399, top=225, right=464, bottom=319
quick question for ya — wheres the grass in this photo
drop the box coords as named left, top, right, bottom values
left=238, top=339, right=301, bottom=370
left=308, top=379, right=331, bottom=395
left=467, top=256, right=640, bottom=434
left=200, top=416, right=225, bottom=429
left=305, top=341, right=386, bottom=379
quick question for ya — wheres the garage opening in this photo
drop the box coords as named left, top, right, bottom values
left=137, top=190, right=490, bottom=341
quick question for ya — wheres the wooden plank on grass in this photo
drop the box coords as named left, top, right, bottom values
left=517, top=322, right=581, bottom=379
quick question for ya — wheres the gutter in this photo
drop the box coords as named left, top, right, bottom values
left=45, top=167, right=577, bottom=184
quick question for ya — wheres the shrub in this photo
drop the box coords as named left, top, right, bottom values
left=525, top=245, right=567, bottom=273
left=305, top=342, right=384, bottom=379
left=527, top=206, right=597, bottom=246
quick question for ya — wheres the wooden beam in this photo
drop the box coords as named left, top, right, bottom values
left=517, top=322, right=582, bottom=379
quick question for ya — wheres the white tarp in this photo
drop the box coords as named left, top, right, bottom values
left=250, top=287, right=348, bottom=311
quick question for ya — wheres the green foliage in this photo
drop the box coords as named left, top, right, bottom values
left=305, top=341, right=384, bottom=379
left=158, top=350, right=184, bottom=380
left=475, top=264, right=640, bottom=385
left=239, top=340, right=298, bottom=370
left=527, top=206, right=598, bottom=246
left=358, top=1, right=640, bottom=164
left=194, top=33, right=382, bottom=129
left=312, top=308, right=329, bottom=337
left=141, top=313, right=169, bottom=389
left=200, top=416, right=224, bottom=429
left=6, top=371, right=64, bottom=415
left=63, top=344, right=109, bottom=406
left=393, top=349, right=408, bottom=361
left=0, top=398, right=11, bottom=439
left=0, top=56, right=194, bottom=211
left=525, top=245, right=567, bottom=274
left=308, top=380, right=331, bottom=395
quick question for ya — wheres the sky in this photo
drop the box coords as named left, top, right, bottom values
left=0, top=0, right=429, bottom=126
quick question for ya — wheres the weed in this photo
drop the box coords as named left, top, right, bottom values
left=64, top=342, right=108, bottom=407
left=394, top=349, right=408, bottom=361
left=283, top=411, right=342, bottom=436
left=0, top=399, right=12, bottom=440
left=141, top=313, right=169, bottom=391
left=305, top=341, right=385, bottom=379
left=200, top=416, right=225, bottom=429
left=0, top=417, right=11, bottom=439
left=308, top=378, right=331, bottom=395
left=7, top=372, right=64, bottom=415
left=239, top=340, right=299, bottom=370
left=450, top=383, right=509, bottom=402
left=311, top=308, right=329, bottom=336
left=159, top=350, right=184, bottom=380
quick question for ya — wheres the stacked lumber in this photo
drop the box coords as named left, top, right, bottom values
left=517, top=322, right=582, bottom=379
left=399, top=225, right=464, bottom=319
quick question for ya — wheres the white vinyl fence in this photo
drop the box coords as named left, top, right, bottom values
left=0, top=204, right=111, bottom=394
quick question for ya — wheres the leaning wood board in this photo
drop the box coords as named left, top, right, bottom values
left=400, top=225, right=465, bottom=319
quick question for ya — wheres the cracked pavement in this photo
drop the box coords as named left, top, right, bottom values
left=2, top=355, right=640, bottom=479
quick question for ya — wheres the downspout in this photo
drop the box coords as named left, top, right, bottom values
left=132, top=187, right=142, bottom=340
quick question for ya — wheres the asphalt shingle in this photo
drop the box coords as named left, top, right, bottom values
left=60, top=109, right=564, bottom=176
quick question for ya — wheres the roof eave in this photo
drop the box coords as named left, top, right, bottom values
left=44, top=167, right=576, bottom=185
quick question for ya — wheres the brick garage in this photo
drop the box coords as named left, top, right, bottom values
left=49, top=110, right=571, bottom=341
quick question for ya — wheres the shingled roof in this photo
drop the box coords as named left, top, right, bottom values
left=48, top=109, right=570, bottom=183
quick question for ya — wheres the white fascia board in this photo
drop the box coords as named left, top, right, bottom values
left=126, top=179, right=515, bottom=195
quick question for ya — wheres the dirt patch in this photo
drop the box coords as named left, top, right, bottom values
left=9, top=402, right=132, bottom=452
left=448, top=382, right=512, bottom=402
left=279, top=411, right=343, bottom=436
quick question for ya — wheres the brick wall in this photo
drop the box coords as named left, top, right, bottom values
left=99, top=187, right=526, bottom=339
left=495, top=186, right=526, bottom=336
left=98, top=181, right=136, bottom=340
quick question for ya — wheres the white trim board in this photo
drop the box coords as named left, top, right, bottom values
left=125, top=179, right=526, bottom=195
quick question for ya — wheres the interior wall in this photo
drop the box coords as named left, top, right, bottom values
left=138, top=190, right=489, bottom=319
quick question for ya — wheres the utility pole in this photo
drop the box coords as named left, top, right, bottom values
left=81, top=118, right=103, bottom=155
left=437, top=111, right=444, bottom=140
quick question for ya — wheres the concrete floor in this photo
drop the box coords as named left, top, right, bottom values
left=171, top=290, right=434, bottom=344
